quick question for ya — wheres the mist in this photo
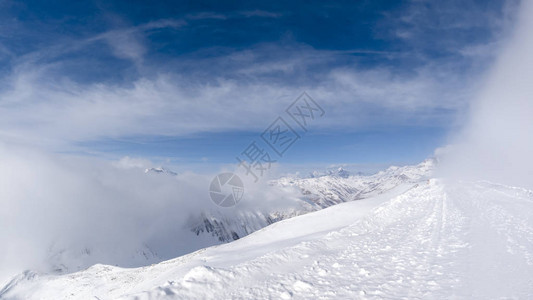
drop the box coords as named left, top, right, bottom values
left=0, top=143, right=302, bottom=286
left=438, top=0, right=533, bottom=189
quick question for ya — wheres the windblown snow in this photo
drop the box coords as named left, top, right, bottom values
left=1, top=169, right=532, bottom=299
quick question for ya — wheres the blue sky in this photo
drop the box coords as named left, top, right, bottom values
left=0, top=0, right=520, bottom=172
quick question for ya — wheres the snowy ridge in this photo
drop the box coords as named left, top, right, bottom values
left=44, top=244, right=160, bottom=274
left=2, top=178, right=532, bottom=299
left=188, top=209, right=305, bottom=243
left=187, top=159, right=435, bottom=243
left=144, top=167, right=177, bottom=176
left=274, top=159, right=435, bottom=208
left=0, top=159, right=435, bottom=290
left=308, top=167, right=355, bottom=178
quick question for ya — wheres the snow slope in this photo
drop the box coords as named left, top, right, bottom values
left=2, top=178, right=532, bottom=299
left=0, top=159, right=434, bottom=288
left=186, top=159, right=435, bottom=245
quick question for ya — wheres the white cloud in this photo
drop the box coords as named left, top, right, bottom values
left=0, top=46, right=483, bottom=151
left=0, top=143, right=302, bottom=284
left=438, top=0, right=533, bottom=189
left=0, top=4, right=517, bottom=153
left=87, top=18, right=184, bottom=63
left=114, top=156, right=153, bottom=169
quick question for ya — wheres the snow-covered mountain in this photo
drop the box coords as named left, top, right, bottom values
left=2, top=177, right=532, bottom=299
left=274, top=158, right=435, bottom=208
left=43, top=243, right=160, bottom=275
left=144, top=167, right=178, bottom=176
left=309, top=166, right=354, bottom=178
left=0, top=159, right=436, bottom=290
left=187, top=159, right=435, bottom=243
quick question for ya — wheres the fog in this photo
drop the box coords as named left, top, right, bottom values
left=0, top=143, right=302, bottom=285
left=438, top=0, right=533, bottom=189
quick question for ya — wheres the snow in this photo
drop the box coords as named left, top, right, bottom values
left=0, top=157, right=433, bottom=289
left=2, top=177, right=532, bottom=299
left=144, top=167, right=177, bottom=176
left=185, top=159, right=434, bottom=247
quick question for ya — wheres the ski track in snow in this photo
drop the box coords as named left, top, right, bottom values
left=1, top=179, right=532, bottom=299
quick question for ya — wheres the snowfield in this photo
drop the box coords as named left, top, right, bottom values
left=1, top=178, right=532, bottom=299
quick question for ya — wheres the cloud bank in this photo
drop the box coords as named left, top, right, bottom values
left=438, top=0, right=533, bottom=189
left=0, top=144, right=302, bottom=285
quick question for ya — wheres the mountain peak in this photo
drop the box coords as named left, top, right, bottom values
left=144, top=167, right=177, bottom=176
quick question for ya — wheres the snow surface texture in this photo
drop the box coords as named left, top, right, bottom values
left=2, top=177, right=532, bottom=299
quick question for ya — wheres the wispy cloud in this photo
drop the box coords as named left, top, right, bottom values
left=0, top=50, right=476, bottom=151
left=186, top=10, right=283, bottom=20
left=238, top=10, right=283, bottom=18
left=0, top=1, right=517, bottom=154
